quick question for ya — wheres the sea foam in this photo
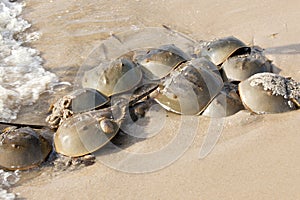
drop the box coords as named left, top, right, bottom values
left=0, top=169, right=20, bottom=200
left=0, top=0, right=58, bottom=122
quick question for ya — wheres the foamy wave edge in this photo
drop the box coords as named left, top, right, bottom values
left=0, top=0, right=59, bottom=122
left=0, top=169, right=20, bottom=200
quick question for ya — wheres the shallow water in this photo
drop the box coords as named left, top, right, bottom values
left=0, top=0, right=58, bottom=122
left=1, top=0, right=300, bottom=199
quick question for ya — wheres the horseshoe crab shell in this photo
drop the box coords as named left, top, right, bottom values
left=188, top=57, right=221, bottom=76
left=221, top=47, right=273, bottom=81
left=54, top=109, right=120, bottom=157
left=68, top=88, right=109, bottom=113
left=238, top=72, right=299, bottom=114
left=0, top=127, right=51, bottom=170
left=153, top=74, right=203, bottom=115
left=153, top=59, right=223, bottom=115
left=195, top=36, right=247, bottom=66
left=46, top=88, right=109, bottom=129
left=202, top=83, right=244, bottom=117
left=135, top=44, right=189, bottom=80
left=82, top=57, right=143, bottom=97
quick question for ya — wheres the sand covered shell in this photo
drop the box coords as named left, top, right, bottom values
left=195, top=36, right=247, bottom=66
left=0, top=127, right=51, bottom=170
left=239, top=72, right=300, bottom=114
left=202, top=83, right=244, bottom=117
left=221, top=47, right=273, bottom=81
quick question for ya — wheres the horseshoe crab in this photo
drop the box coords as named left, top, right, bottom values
left=239, top=72, right=300, bottom=114
left=46, top=88, right=109, bottom=129
left=195, top=36, right=248, bottom=66
left=0, top=127, right=51, bottom=170
left=221, top=47, right=273, bottom=81
left=81, top=57, right=143, bottom=97
left=153, top=58, right=223, bottom=115
left=135, top=44, right=190, bottom=80
left=202, top=82, right=244, bottom=117
left=54, top=108, right=120, bottom=157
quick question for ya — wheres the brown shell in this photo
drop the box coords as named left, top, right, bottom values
left=0, top=127, right=51, bottom=170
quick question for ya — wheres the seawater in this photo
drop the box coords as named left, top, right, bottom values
left=0, top=0, right=58, bottom=122
left=0, top=0, right=58, bottom=198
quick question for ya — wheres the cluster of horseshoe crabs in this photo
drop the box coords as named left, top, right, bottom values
left=1, top=27, right=299, bottom=171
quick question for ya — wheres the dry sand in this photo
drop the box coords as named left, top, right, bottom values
left=10, top=0, right=300, bottom=199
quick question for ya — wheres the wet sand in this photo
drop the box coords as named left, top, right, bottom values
left=12, top=0, right=300, bottom=199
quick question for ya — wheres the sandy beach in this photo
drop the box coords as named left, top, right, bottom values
left=6, top=0, right=300, bottom=199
